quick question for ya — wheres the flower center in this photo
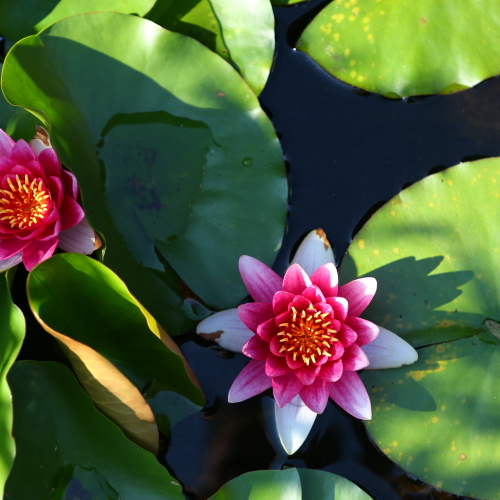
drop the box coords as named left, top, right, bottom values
left=277, top=304, right=338, bottom=365
left=0, top=175, right=50, bottom=229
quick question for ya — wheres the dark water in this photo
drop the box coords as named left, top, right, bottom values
left=13, top=0, right=500, bottom=498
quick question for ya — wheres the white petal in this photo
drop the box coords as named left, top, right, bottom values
left=290, top=229, right=334, bottom=276
left=362, top=326, right=418, bottom=370
left=0, top=251, right=23, bottom=272
left=275, top=394, right=317, bottom=455
left=58, top=217, right=98, bottom=255
left=196, top=309, right=253, bottom=353
left=29, top=125, right=52, bottom=156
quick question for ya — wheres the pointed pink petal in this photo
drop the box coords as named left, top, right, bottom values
left=0, top=129, right=15, bottom=157
left=336, top=324, right=357, bottom=348
left=342, top=344, right=370, bottom=371
left=295, top=364, right=321, bottom=385
left=24, top=160, right=45, bottom=180
left=285, top=352, right=305, bottom=369
left=270, top=334, right=285, bottom=357
left=57, top=217, right=96, bottom=255
left=282, top=264, right=312, bottom=295
left=272, top=291, right=295, bottom=316
left=10, top=139, right=36, bottom=166
left=265, top=352, right=291, bottom=377
left=301, top=285, right=325, bottom=304
left=0, top=251, right=23, bottom=272
left=289, top=294, right=312, bottom=312
left=345, top=317, right=379, bottom=347
left=329, top=371, right=371, bottom=420
left=0, top=157, right=17, bottom=177
left=47, top=176, right=63, bottom=208
left=338, top=277, right=377, bottom=317
left=329, top=339, right=345, bottom=361
left=311, top=263, right=338, bottom=298
left=319, top=359, right=343, bottom=382
left=272, top=372, right=303, bottom=407
left=38, top=148, right=61, bottom=178
left=299, top=377, right=329, bottom=413
left=238, top=303, right=274, bottom=333
left=275, top=395, right=317, bottom=455
left=58, top=196, right=84, bottom=230
left=37, top=218, right=61, bottom=241
left=61, top=169, right=79, bottom=199
left=242, top=335, right=269, bottom=361
left=0, top=237, right=30, bottom=260
left=314, top=302, right=333, bottom=316
left=256, top=317, right=278, bottom=342
left=196, top=308, right=252, bottom=353
left=291, top=229, right=334, bottom=276
left=239, top=255, right=283, bottom=302
left=362, top=326, right=418, bottom=370
left=228, top=359, right=271, bottom=403
left=22, top=237, right=58, bottom=271
left=326, top=296, right=348, bottom=322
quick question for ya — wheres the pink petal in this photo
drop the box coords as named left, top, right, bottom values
left=228, top=359, right=271, bottom=403
left=265, top=353, right=291, bottom=377
left=24, top=160, right=45, bottom=180
left=342, top=344, right=370, bottom=371
left=338, top=277, right=377, bottom=317
left=299, top=377, right=330, bottom=413
left=326, top=297, right=348, bottom=322
left=242, top=335, right=269, bottom=361
left=239, top=255, right=283, bottom=303
left=0, top=251, right=23, bottom=272
left=0, top=157, right=18, bottom=177
left=256, top=317, right=278, bottom=342
left=269, top=334, right=286, bottom=357
left=282, top=264, right=312, bottom=295
left=238, top=303, right=274, bottom=333
left=10, top=165, right=35, bottom=180
left=10, top=139, right=36, bottom=166
left=272, top=291, right=295, bottom=316
left=37, top=218, right=61, bottom=241
left=301, top=285, right=325, bottom=304
left=311, top=263, right=338, bottom=298
left=295, top=364, right=321, bottom=385
left=344, top=317, right=379, bottom=347
left=289, top=294, right=312, bottom=312
left=57, top=217, right=96, bottom=255
left=329, top=371, right=371, bottom=420
left=329, top=340, right=345, bottom=361
left=0, top=237, right=30, bottom=260
left=0, top=130, right=14, bottom=157
left=48, top=176, right=63, bottom=208
left=336, top=324, right=357, bottom=348
left=60, top=169, right=79, bottom=199
left=38, top=148, right=61, bottom=178
left=272, top=371, right=303, bottom=407
left=58, top=196, right=84, bottom=230
left=290, top=228, right=334, bottom=276
left=22, top=237, right=58, bottom=271
left=319, top=359, right=343, bottom=382
left=286, top=352, right=305, bottom=369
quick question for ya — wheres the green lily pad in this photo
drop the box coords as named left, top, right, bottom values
left=5, top=361, right=184, bottom=500
left=0, top=0, right=156, bottom=42
left=0, top=274, right=25, bottom=498
left=209, top=468, right=373, bottom=499
left=339, top=158, right=500, bottom=348
left=297, top=0, right=500, bottom=97
left=146, top=0, right=275, bottom=95
left=2, top=12, right=286, bottom=332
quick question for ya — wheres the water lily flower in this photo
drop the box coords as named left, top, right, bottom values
left=0, top=126, right=98, bottom=272
left=197, top=229, right=418, bottom=454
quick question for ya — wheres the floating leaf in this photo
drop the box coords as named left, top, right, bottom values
left=146, top=0, right=275, bottom=94
left=27, top=254, right=204, bottom=423
left=0, top=0, right=156, bottom=41
left=0, top=274, right=25, bottom=498
left=5, top=361, right=184, bottom=500
left=3, top=12, right=286, bottom=332
left=297, top=0, right=500, bottom=97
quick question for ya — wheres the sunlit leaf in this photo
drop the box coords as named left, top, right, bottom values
left=3, top=12, right=286, bottom=332
left=298, top=0, right=500, bottom=97
left=5, top=361, right=184, bottom=500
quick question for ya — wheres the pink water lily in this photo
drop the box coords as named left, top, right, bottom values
left=0, top=126, right=98, bottom=271
left=197, top=229, right=418, bottom=454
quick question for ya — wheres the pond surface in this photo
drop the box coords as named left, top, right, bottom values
left=13, top=1, right=500, bottom=499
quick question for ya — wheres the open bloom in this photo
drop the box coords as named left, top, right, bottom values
left=197, top=229, right=418, bottom=454
left=0, top=126, right=97, bottom=271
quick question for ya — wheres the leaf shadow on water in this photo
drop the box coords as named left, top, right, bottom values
left=340, top=254, right=484, bottom=348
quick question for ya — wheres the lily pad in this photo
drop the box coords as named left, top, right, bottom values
left=146, top=0, right=275, bottom=95
left=2, top=12, right=286, bottom=332
left=5, top=361, right=184, bottom=500
left=0, top=274, right=25, bottom=498
left=209, top=468, right=373, bottom=499
left=297, top=0, right=500, bottom=97
left=0, top=0, right=156, bottom=42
